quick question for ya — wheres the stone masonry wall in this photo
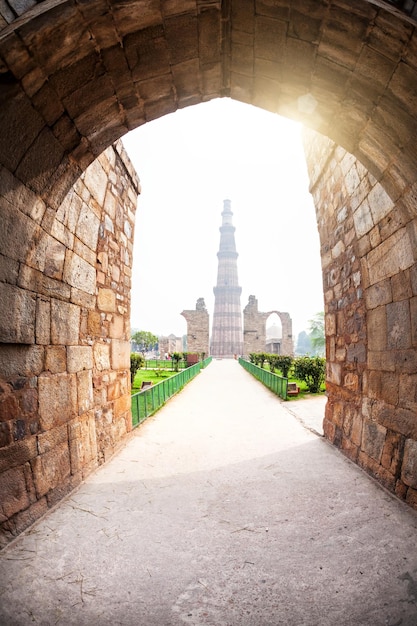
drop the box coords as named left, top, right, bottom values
left=304, top=130, right=417, bottom=510
left=0, top=141, right=140, bottom=547
left=243, top=295, right=294, bottom=356
left=181, top=298, right=210, bottom=356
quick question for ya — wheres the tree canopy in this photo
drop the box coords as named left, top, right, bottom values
left=131, top=330, right=158, bottom=354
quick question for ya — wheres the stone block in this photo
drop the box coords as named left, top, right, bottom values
left=327, top=361, right=341, bottom=385
left=98, top=288, right=116, bottom=312
left=0, top=283, right=36, bottom=344
left=82, top=158, right=108, bottom=207
left=36, top=298, right=51, bottom=345
left=386, top=300, right=411, bottom=350
left=379, top=405, right=417, bottom=439
left=51, top=299, right=80, bottom=345
left=18, top=264, right=71, bottom=300
left=37, top=423, right=68, bottom=455
left=111, top=340, right=130, bottom=370
left=31, top=441, right=71, bottom=498
left=361, top=420, right=387, bottom=462
left=0, top=345, right=44, bottom=379
left=88, top=311, right=103, bottom=336
left=45, top=346, right=66, bottom=373
left=68, top=411, right=98, bottom=473
left=381, top=431, right=404, bottom=475
left=75, top=202, right=101, bottom=251
left=63, top=250, right=96, bottom=296
left=77, top=370, right=94, bottom=415
left=0, top=466, right=30, bottom=520
left=364, top=279, right=392, bottom=310
left=109, top=314, right=124, bottom=339
left=93, top=343, right=110, bottom=371
left=114, top=393, right=131, bottom=416
left=368, top=183, right=394, bottom=222
left=367, top=306, right=387, bottom=351
left=367, top=228, right=414, bottom=285
left=353, top=199, right=374, bottom=238
left=401, top=438, right=417, bottom=489
left=67, top=346, right=93, bottom=373
left=0, top=437, right=38, bottom=473
left=38, top=373, right=77, bottom=431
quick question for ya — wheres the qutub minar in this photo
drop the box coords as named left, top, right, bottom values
left=210, top=199, right=244, bottom=357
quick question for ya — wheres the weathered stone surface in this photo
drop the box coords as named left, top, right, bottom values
left=0, top=466, right=30, bottom=520
left=97, top=288, right=116, bottom=312
left=63, top=251, right=96, bottom=296
left=367, top=229, right=414, bottom=285
left=38, top=373, right=77, bottom=431
left=93, top=343, right=110, bottom=371
left=0, top=283, right=36, bottom=344
left=37, top=423, right=68, bottom=455
left=51, top=299, right=80, bottom=345
left=68, top=411, right=98, bottom=474
left=76, top=370, right=94, bottom=414
left=75, top=202, right=101, bottom=251
left=67, top=346, right=93, bottom=373
left=401, top=439, right=417, bottom=489
left=0, top=345, right=44, bottom=379
left=31, top=442, right=71, bottom=498
left=45, top=346, right=66, bottom=374
left=0, top=438, right=38, bottom=473
left=111, top=340, right=130, bottom=370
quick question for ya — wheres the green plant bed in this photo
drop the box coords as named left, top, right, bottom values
left=286, top=377, right=326, bottom=400
left=131, top=368, right=176, bottom=393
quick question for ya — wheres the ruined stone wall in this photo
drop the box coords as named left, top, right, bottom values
left=304, top=131, right=417, bottom=510
left=181, top=298, right=209, bottom=356
left=243, top=296, right=294, bottom=356
left=0, top=142, right=139, bottom=547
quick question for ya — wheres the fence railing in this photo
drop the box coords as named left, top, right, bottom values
left=238, top=357, right=288, bottom=400
left=131, top=357, right=212, bottom=427
left=142, top=359, right=187, bottom=370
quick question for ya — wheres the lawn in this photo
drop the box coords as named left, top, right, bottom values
left=131, top=368, right=177, bottom=394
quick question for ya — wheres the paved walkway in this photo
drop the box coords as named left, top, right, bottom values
left=1, top=359, right=417, bottom=626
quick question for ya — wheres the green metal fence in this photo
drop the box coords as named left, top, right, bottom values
left=238, top=357, right=288, bottom=400
left=142, top=359, right=187, bottom=370
left=131, top=357, right=212, bottom=427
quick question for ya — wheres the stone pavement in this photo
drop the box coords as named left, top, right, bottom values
left=1, top=359, right=417, bottom=626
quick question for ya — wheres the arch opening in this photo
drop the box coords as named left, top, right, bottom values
left=1, top=1, right=417, bottom=545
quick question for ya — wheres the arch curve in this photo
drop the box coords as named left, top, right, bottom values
left=2, top=0, right=417, bottom=542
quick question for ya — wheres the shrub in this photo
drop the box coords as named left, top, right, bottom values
left=130, top=353, right=144, bottom=384
left=293, top=356, right=326, bottom=393
left=276, top=355, right=294, bottom=379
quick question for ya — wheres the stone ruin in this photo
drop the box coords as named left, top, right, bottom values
left=243, top=296, right=294, bottom=356
left=181, top=298, right=210, bottom=356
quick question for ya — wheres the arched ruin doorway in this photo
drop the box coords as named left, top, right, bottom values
left=265, top=313, right=283, bottom=355
left=2, top=1, right=417, bottom=543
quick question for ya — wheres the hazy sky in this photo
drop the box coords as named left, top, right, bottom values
left=122, top=98, right=324, bottom=342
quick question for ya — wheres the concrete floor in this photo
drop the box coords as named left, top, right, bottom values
left=1, top=359, right=417, bottom=626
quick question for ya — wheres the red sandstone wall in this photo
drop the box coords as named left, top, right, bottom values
left=0, top=142, right=139, bottom=547
left=304, top=131, right=417, bottom=510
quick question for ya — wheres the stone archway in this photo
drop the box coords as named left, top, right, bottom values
left=2, top=1, right=417, bottom=543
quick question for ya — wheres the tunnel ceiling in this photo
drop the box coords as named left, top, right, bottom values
left=1, top=0, right=417, bottom=205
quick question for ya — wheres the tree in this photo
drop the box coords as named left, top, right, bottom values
left=308, top=312, right=325, bottom=356
left=131, top=330, right=158, bottom=355
left=130, top=353, right=144, bottom=384
left=171, top=352, right=182, bottom=372
left=295, top=331, right=312, bottom=356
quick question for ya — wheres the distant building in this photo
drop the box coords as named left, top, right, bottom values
left=159, top=333, right=183, bottom=356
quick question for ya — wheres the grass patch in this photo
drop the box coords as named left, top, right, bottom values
left=131, top=368, right=176, bottom=394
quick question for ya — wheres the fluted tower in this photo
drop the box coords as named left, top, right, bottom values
left=210, top=199, right=243, bottom=357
